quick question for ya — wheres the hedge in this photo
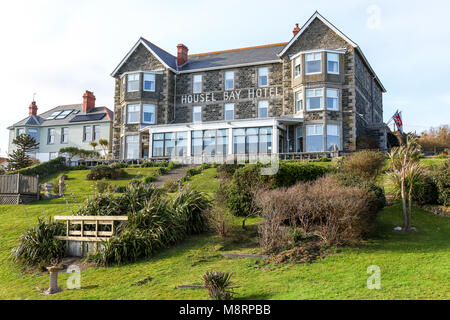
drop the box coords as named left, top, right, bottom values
left=7, top=157, right=66, bottom=178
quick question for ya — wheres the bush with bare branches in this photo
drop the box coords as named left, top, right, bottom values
left=255, top=175, right=380, bottom=252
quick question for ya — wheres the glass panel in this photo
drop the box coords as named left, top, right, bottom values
left=258, top=67, right=268, bottom=86
left=126, top=135, right=139, bottom=159
left=234, top=136, right=245, bottom=154
left=225, top=72, right=234, bottom=90
left=259, top=127, right=272, bottom=135
left=192, top=130, right=203, bottom=138
left=233, top=128, right=245, bottom=136
left=246, top=128, right=259, bottom=135
left=143, top=104, right=155, bottom=123
left=153, top=133, right=164, bottom=140
left=327, top=53, right=339, bottom=74
left=259, top=132, right=272, bottom=154
left=193, top=106, right=202, bottom=122
left=165, top=139, right=175, bottom=157
left=246, top=135, right=258, bottom=154
left=153, top=140, right=164, bottom=157
left=193, top=75, right=202, bottom=93
left=258, top=101, right=268, bottom=118
left=217, top=129, right=228, bottom=137
left=143, top=73, right=155, bottom=91
left=127, top=74, right=140, bottom=92
left=306, top=53, right=321, bottom=74
left=127, top=104, right=140, bottom=123
left=306, top=135, right=324, bottom=152
left=203, top=136, right=216, bottom=155
left=192, top=138, right=203, bottom=155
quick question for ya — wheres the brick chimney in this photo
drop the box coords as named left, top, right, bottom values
left=82, top=90, right=96, bottom=113
left=177, top=44, right=189, bottom=67
left=293, top=23, right=300, bottom=36
left=29, top=101, right=38, bottom=116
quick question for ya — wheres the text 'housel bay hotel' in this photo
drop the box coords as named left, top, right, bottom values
left=111, top=12, right=388, bottom=162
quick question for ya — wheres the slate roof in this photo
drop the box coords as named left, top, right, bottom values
left=179, top=43, right=288, bottom=72
left=141, top=38, right=178, bottom=70
left=10, top=104, right=113, bottom=129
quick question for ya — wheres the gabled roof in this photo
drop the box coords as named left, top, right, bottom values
left=178, top=43, right=286, bottom=72
left=111, top=37, right=177, bottom=76
left=279, top=11, right=386, bottom=93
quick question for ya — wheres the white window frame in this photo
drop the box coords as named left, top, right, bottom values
left=326, top=88, right=339, bottom=111
left=306, top=88, right=324, bottom=111
left=224, top=103, right=234, bottom=121
left=326, top=124, right=341, bottom=151
left=225, top=71, right=234, bottom=90
left=294, top=57, right=301, bottom=78
left=327, top=53, right=340, bottom=75
left=93, top=125, right=100, bottom=141
left=17, top=128, right=25, bottom=136
left=192, top=106, right=202, bottom=123
left=27, top=128, right=38, bottom=142
left=48, top=128, right=55, bottom=144
left=125, top=135, right=139, bottom=159
left=83, top=126, right=92, bottom=142
left=258, top=100, right=269, bottom=118
left=143, top=73, right=156, bottom=92
left=306, top=124, right=324, bottom=152
left=61, top=127, right=69, bottom=144
left=127, top=104, right=140, bottom=124
left=305, top=52, right=322, bottom=75
left=143, top=104, right=156, bottom=124
left=295, top=90, right=303, bottom=113
left=193, top=75, right=202, bottom=93
left=127, top=73, right=140, bottom=92
left=258, top=67, right=269, bottom=87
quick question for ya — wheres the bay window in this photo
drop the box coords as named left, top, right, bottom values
left=295, top=91, right=303, bottom=112
left=225, top=71, right=234, bottom=90
left=224, top=103, right=234, bottom=121
left=258, top=67, right=268, bottom=87
left=327, top=53, right=339, bottom=74
left=305, top=52, right=322, bottom=74
left=143, top=73, right=156, bottom=91
left=327, top=124, right=340, bottom=151
left=294, top=57, right=301, bottom=77
left=28, top=129, right=38, bottom=142
left=258, top=100, right=268, bottom=118
left=306, top=124, right=324, bottom=152
left=143, top=104, right=156, bottom=124
left=192, top=106, right=202, bottom=123
left=127, top=104, right=140, bottom=124
left=17, top=128, right=25, bottom=136
left=326, top=89, right=339, bottom=110
left=125, top=135, right=139, bottom=159
left=306, top=89, right=323, bottom=110
left=193, top=75, right=202, bottom=93
left=127, top=73, right=140, bottom=92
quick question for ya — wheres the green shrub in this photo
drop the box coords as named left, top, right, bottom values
left=7, top=157, right=66, bottom=178
left=142, top=175, right=157, bottom=184
left=185, top=167, right=202, bottom=178
left=110, top=162, right=128, bottom=169
left=433, top=161, right=450, bottom=206
left=227, top=162, right=327, bottom=216
left=89, top=186, right=210, bottom=266
left=69, top=164, right=88, bottom=171
left=156, top=167, right=169, bottom=175
left=86, top=165, right=125, bottom=180
left=217, top=164, right=243, bottom=181
left=94, top=181, right=110, bottom=194
left=411, top=175, right=439, bottom=205
left=168, top=161, right=182, bottom=170
left=163, top=179, right=179, bottom=192
left=11, top=218, right=66, bottom=267
left=141, top=161, right=169, bottom=168
left=436, top=154, right=448, bottom=159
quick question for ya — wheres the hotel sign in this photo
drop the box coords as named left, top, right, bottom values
left=181, top=86, right=282, bottom=104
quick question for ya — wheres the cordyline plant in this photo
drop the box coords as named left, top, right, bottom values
left=388, top=136, right=425, bottom=231
left=202, top=270, right=234, bottom=300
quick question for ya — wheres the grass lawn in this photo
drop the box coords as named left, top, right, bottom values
left=0, top=163, right=448, bottom=300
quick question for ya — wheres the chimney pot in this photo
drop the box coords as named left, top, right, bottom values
left=177, top=44, right=189, bottom=67
left=293, top=23, right=300, bottom=36
left=29, top=101, right=38, bottom=116
left=82, top=90, right=96, bottom=113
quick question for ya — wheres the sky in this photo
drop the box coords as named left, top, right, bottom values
left=0, top=0, right=449, bottom=156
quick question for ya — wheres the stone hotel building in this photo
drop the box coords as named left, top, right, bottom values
left=111, top=12, right=387, bottom=161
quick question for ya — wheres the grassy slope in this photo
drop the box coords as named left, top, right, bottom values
left=0, top=161, right=449, bottom=300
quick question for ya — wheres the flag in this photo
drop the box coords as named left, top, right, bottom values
left=392, top=111, right=403, bottom=134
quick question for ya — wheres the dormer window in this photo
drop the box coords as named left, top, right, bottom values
left=327, top=53, right=339, bottom=74
left=143, top=73, right=156, bottom=91
left=305, top=52, right=322, bottom=75
left=193, top=75, right=202, bottom=93
left=258, top=67, right=268, bottom=87
left=127, top=73, right=140, bottom=92
left=294, top=57, right=301, bottom=78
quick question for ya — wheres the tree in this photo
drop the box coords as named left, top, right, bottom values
left=418, top=125, right=450, bottom=155
left=388, top=136, right=425, bottom=231
left=98, top=139, right=109, bottom=158
left=7, top=134, right=40, bottom=171
left=90, top=141, right=98, bottom=153
left=59, top=147, right=80, bottom=163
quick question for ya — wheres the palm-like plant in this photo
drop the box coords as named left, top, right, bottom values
left=388, top=136, right=425, bottom=231
left=90, top=141, right=98, bottom=154
left=98, top=139, right=109, bottom=159
left=203, top=270, right=234, bottom=300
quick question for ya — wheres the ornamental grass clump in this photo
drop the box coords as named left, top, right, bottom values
left=203, top=270, right=234, bottom=300
left=11, top=218, right=66, bottom=267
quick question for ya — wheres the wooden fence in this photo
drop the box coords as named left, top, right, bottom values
left=54, top=215, right=128, bottom=257
left=0, top=174, right=40, bottom=204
